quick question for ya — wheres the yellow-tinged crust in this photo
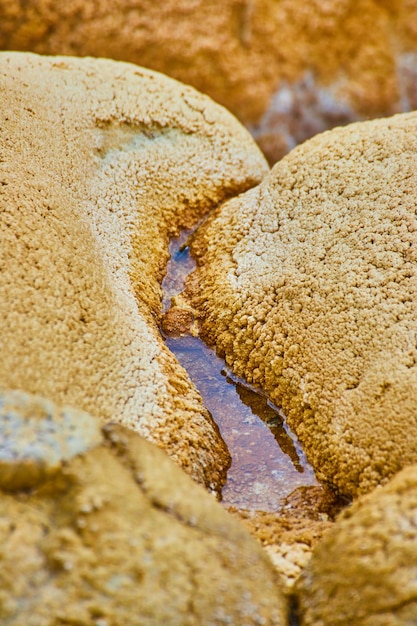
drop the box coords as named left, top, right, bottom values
left=2, top=1, right=417, bottom=161
left=0, top=51, right=268, bottom=493
left=296, top=464, right=417, bottom=625
left=188, top=112, right=417, bottom=498
left=0, top=389, right=287, bottom=625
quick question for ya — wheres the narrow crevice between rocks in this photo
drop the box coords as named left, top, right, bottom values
left=288, top=596, right=301, bottom=626
left=160, top=229, right=321, bottom=513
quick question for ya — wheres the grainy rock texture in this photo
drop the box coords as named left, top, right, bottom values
left=227, top=486, right=343, bottom=591
left=1, top=0, right=417, bottom=162
left=296, top=465, right=417, bottom=625
left=0, top=389, right=288, bottom=625
left=0, top=51, right=268, bottom=493
left=0, top=389, right=103, bottom=491
left=188, top=112, right=417, bottom=498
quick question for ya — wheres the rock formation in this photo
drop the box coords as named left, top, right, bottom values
left=0, top=51, right=268, bottom=493
left=0, top=388, right=288, bottom=625
left=296, top=464, right=417, bottom=625
left=1, top=1, right=417, bottom=162
left=188, top=112, right=417, bottom=498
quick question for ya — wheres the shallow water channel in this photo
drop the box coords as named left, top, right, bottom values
left=161, top=230, right=319, bottom=512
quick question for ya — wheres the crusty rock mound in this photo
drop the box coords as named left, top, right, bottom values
left=0, top=51, right=268, bottom=493
left=296, top=464, right=417, bottom=625
left=188, top=112, right=417, bottom=498
left=1, top=0, right=417, bottom=162
left=0, top=388, right=288, bottom=625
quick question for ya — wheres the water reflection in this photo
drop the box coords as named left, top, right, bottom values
left=166, top=335, right=319, bottom=510
left=232, top=379, right=305, bottom=473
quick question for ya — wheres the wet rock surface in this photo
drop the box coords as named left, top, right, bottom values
left=296, top=464, right=417, bottom=625
left=0, top=389, right=288, bottom=625
left=0, top=51, right=267, bottom=493
left=2, top=1, right=417, bottom=162
left=187, top=112, right=417, bottom=499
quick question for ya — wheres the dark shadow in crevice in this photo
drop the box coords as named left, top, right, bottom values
left=231, top=379, right=305, bottom=472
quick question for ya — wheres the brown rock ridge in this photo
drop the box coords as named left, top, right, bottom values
left=296, top=464, right=417, bottom=625
left=0, top=51, right=268, bottom=493
left=0, top=388, right=288, bottom=625
left=187, top=112, right=417, bottom=498
left=2, top=1, right=417, bottom=162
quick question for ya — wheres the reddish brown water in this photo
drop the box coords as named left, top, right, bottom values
left=162, top=231, right=319, bottom=512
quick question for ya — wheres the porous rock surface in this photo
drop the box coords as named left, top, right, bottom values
left=227, top=485, right=342, bottom=591
left=0, top=388, right=288, bottom=625
left=2, top=0, right=417, bottom=162
left=188, top=112, right=417, bottom=498
left=0, top=51, right=268, bottom=493
left=296, top=464, right=417, bottom=625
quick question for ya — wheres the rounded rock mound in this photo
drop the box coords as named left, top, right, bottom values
left=2, top=1, right=417, bottom=162
left=0, top=51, right=268, bottom=493
left=0, top=388, right=287, bottom=625
left=295, top=464, right=417, bottom=625
left=188, top=112, right=417, bottom=498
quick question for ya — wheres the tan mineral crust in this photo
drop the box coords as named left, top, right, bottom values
left=0, top=51, right=268, bottom=493
left=188, top=112, right=417, bottom=499
left=296, top=464, right=417, bottom=625
left=2, top=1, right=417, bottom=162
left=0, top=388, right=288, bottom=625
left=227, top=485, right=343, bottom=591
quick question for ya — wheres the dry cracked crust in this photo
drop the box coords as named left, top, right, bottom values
left=0, top=51, right=268, bottom=494
left=296, top=464, right=417, bottom=625
left=0, top=388, right=288, bottom=625
left=2, top=0, right=417, bottom=162
left=187, top=112, right=417, bottom=499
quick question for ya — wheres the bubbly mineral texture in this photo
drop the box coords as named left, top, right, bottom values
left=0, top=51, right=268, bottom=493
left=188, top=112, right=417, bottom=498
left=0, top=390, right=287, bottom=625
left=296, top=465, right=417, bottom=625
left=1, top=0, right=417, bottom=162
